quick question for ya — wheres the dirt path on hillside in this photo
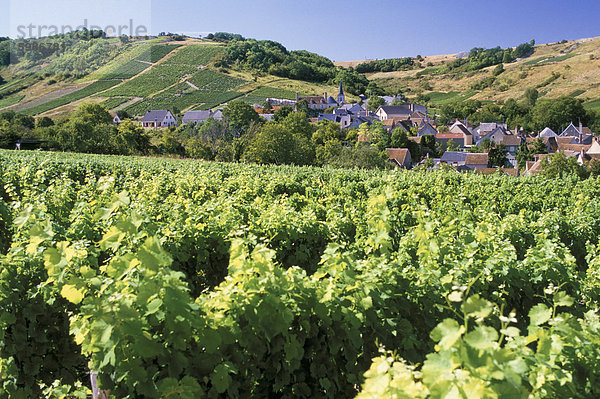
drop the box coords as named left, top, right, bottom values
left=185, top=81, right=200, bottom=90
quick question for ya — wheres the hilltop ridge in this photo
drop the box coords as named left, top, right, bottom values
left=2, top=34, right=600, bottom=118
left=0, top=35, right=356, bottom=118
left=336, top=36, right=600, bottom=112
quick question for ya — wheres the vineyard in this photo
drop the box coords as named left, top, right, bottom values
left=138, top=44, right=182, bottom=64
left=124, top=85, right=242, bottom=115
left=241, top=85, right=298, bottom=105
left=0, top=95, right=24, bottom=109
left=121, top=69, right=247, bottom=114
left=187, top=69, right=248, bottom=92
left=21, top=80, right=122, bottom=115
left=0, top=150, right=599, bottom=398
left=101, top=97, right=132, bottom=111
left=101, top=65, right=199, bottom=98
left=162, top=44, right=226, bottom=66
left=97, top=44, right=181, bottom=80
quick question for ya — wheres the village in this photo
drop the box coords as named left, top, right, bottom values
left=125, top=81, right=598, bottom=176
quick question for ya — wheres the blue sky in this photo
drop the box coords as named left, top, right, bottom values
left=2, top=0, right=600, bottom=60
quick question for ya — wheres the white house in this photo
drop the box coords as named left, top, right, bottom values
left=375, top=104, right=427, bottom=121
left=141, top=110, right=177, bottom=128
left=182, top=110, right=213, bottom=124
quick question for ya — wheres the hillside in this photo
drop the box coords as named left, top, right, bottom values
left=0, top=36, right=351, bottom=118
left=336, top=37, right=600, bottom=112
left=4, top=34, right=600, bottom=119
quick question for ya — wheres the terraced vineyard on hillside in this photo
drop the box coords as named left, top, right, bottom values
left=161, top=44, right=226, bottom=66
left=21, top=80, right=121, bottom=115
left=0, top=38, right=346, bottom=117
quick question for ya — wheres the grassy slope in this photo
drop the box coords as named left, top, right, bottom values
left=0, top=37, right=350, bottom=117
left=338, top=37, right=600, bottom=110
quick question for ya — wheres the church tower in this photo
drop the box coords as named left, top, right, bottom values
left=337, top=80, right=345, bottom=105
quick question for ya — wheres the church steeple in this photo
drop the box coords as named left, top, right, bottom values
left=337, top=80, right=345, bottom=105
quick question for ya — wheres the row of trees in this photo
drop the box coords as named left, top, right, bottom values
left=355, top=57, right=415, bottom=73
left=5, top=100, right=600, bottom=178
left=445, top=40, right=535, bottom=72
left=1, top=100, right=444, bottom=170
left=0, top=104, right=152, bottom=155
left=437, top=93, right=598, bottom=133
left=213, top=36, right=381, bottom=95
left=163, top=100, right=392, bottom=169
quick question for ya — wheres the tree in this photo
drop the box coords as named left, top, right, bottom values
left=262, top=99, right=273, bottom=113
left=114, top=120, right=151, bottom=155
left=524, top=88, right=539, bottom=107
left=36, top=116, right=54, bottom=128
left=446, top=139, right=460, bottom=152
left=540, top=152, right=587, bottom=179
left=420, top=134, right=438, bottom=157
left=244, top=113, right=315, bottom=165
left=244, top=122, right=296, bottom=165
left=532, top=138, right=548, bottom=155
left=423, top=158, right=434, bottom=168
left=389, top=127, right=409, bottom=149
left=72, top=103, right=112, bottom=125
left=479, top=138, right=494, bottom=151
left=488, top=143, right=508, bottom=167
left=153, top=130, right=185, bottom=156
left=315, top=139, right=343, bottom=167
left=223, top=100, right=262, bottom=132
left=273, top=105, right=293, bottom=121
left=469, top=103, right=503, bottom=124
left=369, top=122, right=390, bottom=153
left=515, top=143, right=533, bottom=170
left=438, top=100, right=482, bottom=124
left=367, top=81, right=385, bottom=96
left=493, top=63, right=504, bottom=76
left=0, top=120, right=19, bottom=148
left=55, top=118, right=112, bottom=153
left=0, top=111, right=16, bottom=123
left=312, top=120, right=343, bottom=146
left=117, top=110, right=131, bottom=120
left=14, top=114, right=35, bottom=129
left=367, top=96, right=385, bottom=112
left=389, top=127, right=422, bottom=162
left=327, top=143, right=389, bottom=169
left=588, top=159, right=600, bottom=177
left=531, top=96, right=589, bottom=132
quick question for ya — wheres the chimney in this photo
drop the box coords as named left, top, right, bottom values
left=409, top=103, right=414, bottom=113
left=579, top=120, right=583, bottom=143
left=324, top=92, right=327, bottom=101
